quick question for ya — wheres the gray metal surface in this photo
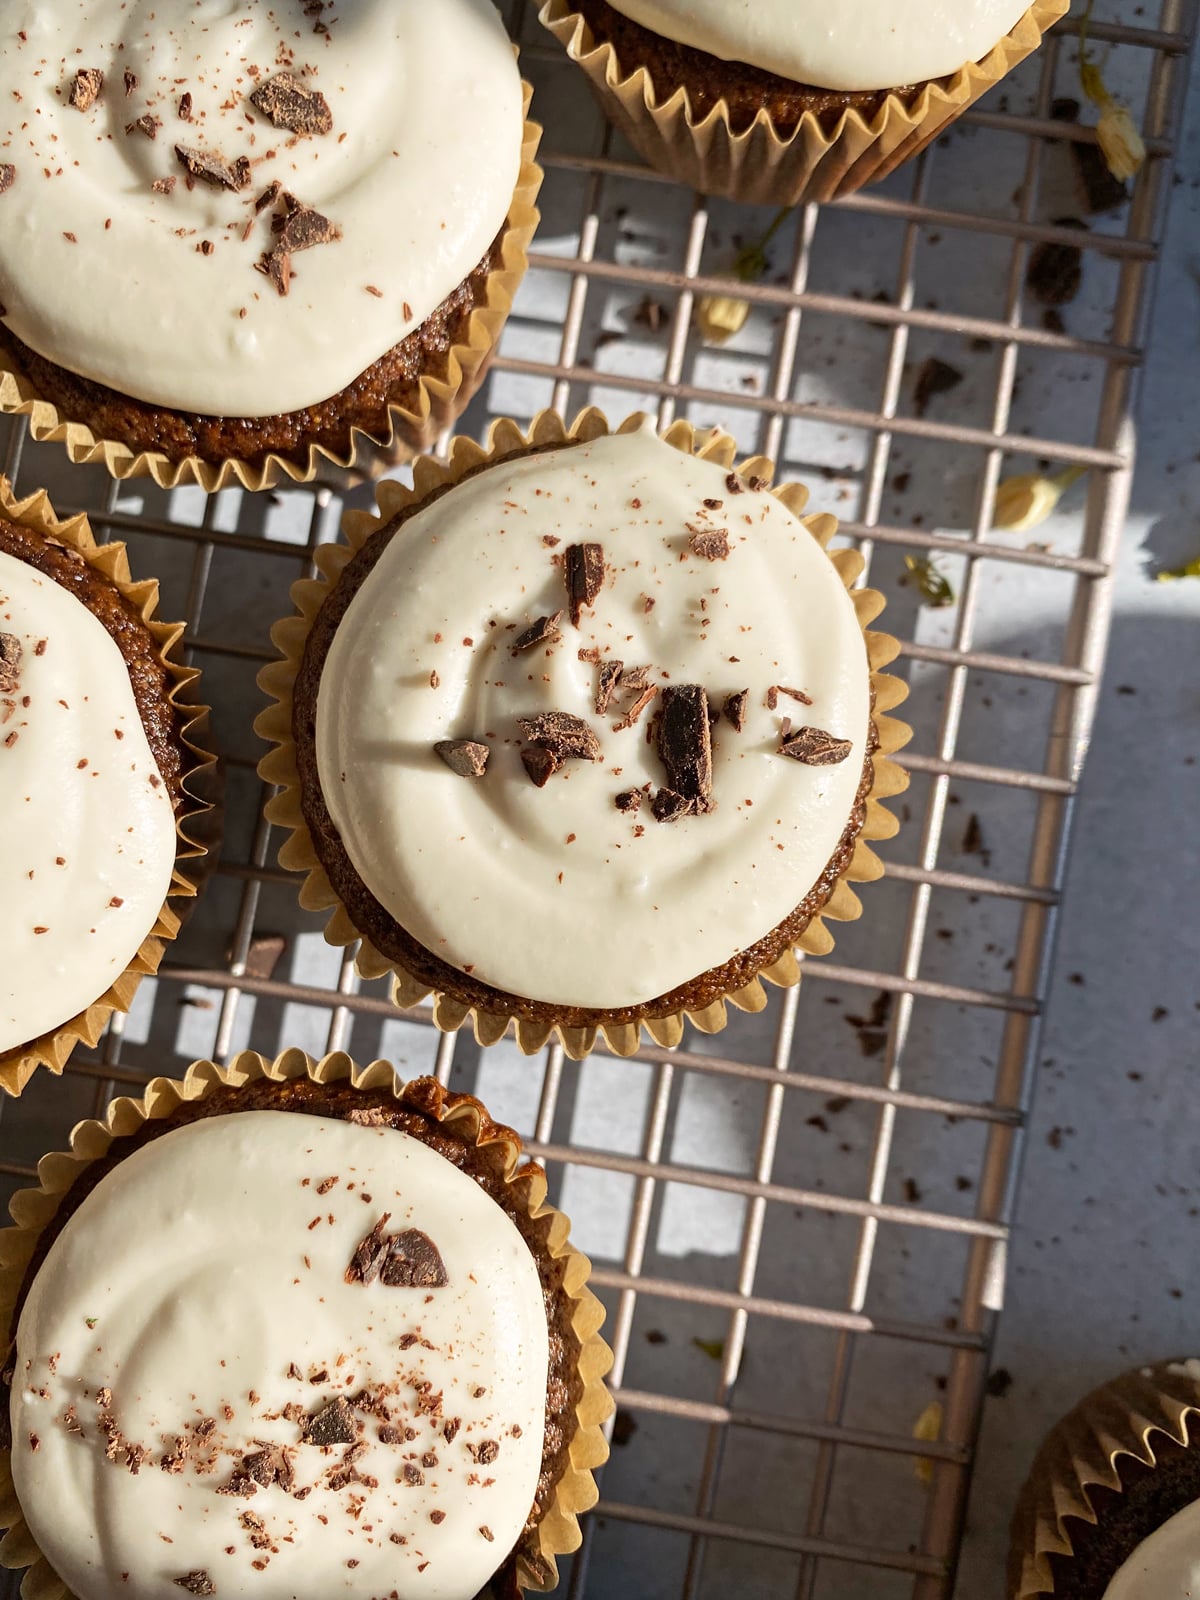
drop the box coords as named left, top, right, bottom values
left=0, top=2, right=1195, bottom=1596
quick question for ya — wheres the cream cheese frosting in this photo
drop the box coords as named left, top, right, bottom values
left=315, top=428, right=871, bottom=1010
left=0, top=0, right=522, bottom=416
left=1102, top=1499, right=1200, bottom=1599
left=0, top=549, right=176, bottom=1054
left=602, top=0, right=1033, bottom=92
left=10, top=1110, right=550, bottom=1600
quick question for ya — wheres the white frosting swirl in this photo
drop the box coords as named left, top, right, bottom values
left=1102, top=1499, right=1200, bottom=1599
left=0, top=549, right=176, bottom=1055
left=0, top=0, right=522, bottom=416
left=10, top=1110, right=550, bottom=1600
left=315, top=429, right=871, bottom=1010
left=602, top=0, right=1033, bottom=92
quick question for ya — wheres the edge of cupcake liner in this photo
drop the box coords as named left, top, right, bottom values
left=0, top=477, right=220, bottom=1100
left=0, top=1046, right=614, bottom=1600
left=1008, top=1358, right=1200, bottom=1598
left=536, top=0, right=1070, bottom=205
left=0, top=76, right=542, bottom=494
left=254, top=405, right=913, bottom=1062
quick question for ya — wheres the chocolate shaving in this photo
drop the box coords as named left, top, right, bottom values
left=274, top=198, right=339, bottom=254
left=521, top=746, right=561, bottom=788
left=776, top=685, right=814, bottom=706
left=723, top=689, right=748, bottom=732
left=620, top=665, right=653, bottom=693
left=302, top=1397, right=358, bottom=1447
left=779, top=726, right=852, bottom=766
left=594, top=659, right=623, bottom=715
left=0, top=634, right=22, bottom=693
left=178, top=92, right=193, bottom=121
left=612, top=685, right=657, bottom=732
left=651, top=788, right=694, bottom=824
left=433, top=740, right=489, bottom=779
left=346, top=1213, right=392, bottom=1285
left=563, top=542, right=604, bottom=626
left=69, top=68, right=103, bottom=112
left=255, top=180, right=283, bottom=215
left=687, top=525, right=730, bottom=562
left=518, top=712, right=602, bottom=763
left=250, top=72, right=333, bottom=137
left=657, top=685, right=713, bottom=807
left=0, top=164, right=13, bottom=193
left=123, top=69, right=139, bottom=97
left=614, top=789, right=642, bottom=814
left=257, top=248, right=291, bottom=297
left=173, top=1576, right=215, bottom=1596
left=510, top=612, right=562, bottom=655
left=379, top=1229, right=448, bottom=1289
left=175, top=144, right=251, bottom=192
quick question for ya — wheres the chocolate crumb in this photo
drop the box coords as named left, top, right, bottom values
left=779, top=726, right=852, bottom=766
left=123, top=69, right=139, bottom=97
left=651, top=788, right=693, bottom=824
left=480, top=1526, right=494, bottom=1542
left=594, top=659, right=623, bottom=715
left=687, top=525, right=730, bottom=561
left=403, top=1463, right=425, bottom=1487
left=255, top=180, right=283, bottom=215
left=469, top=1439, right=500, bottom=1466
left=725, top=473, right=744, bottom=495
left=443, top=1419, right=461, bottom=1444
left=173, top=1575, right=215, bottom=1596
left=521, top=747, right=560, bottom=788
left=723, top=689, right=748, bottom=732
left=433, top=740, right=490, bottom=779
left=615, top=789, right=642, bottom=814
left=69, top=68, right=103, bottom=112
left=128, top=114, right=161, bottom=139
left=518, top=712, right=602, bottom=763
left=0, top=634, right=22, bottom=692
left=178, top=92, right=193, bottom=121
left=151, top=176, right=176, bottom=195
left=510, top=612, right=562, bottom=655
left=175, top=145, right=251, bottom=193
left=250, top=72, right=333, bottom=137
left=301, top=1397, right=358, bottom=1447
left=429, top=1510, right=446, bottom=1525
left=0, top=164, right=14, bottom=193
left=563, top=542, right=605, bottom=626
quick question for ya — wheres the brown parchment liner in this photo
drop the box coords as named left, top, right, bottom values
left=0, top=1047, right=612, bottom=1598
left=537, top=0, right=1069, bottom=206
left=0, top=477, right=218, bottom=1100
left=1009, top=1359, right=1200, bottom=1598
left=255, top=407, right=911, bottom=1061
left=0, top=81, right=542, bottom=494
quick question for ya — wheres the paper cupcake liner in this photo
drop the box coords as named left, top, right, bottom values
left=0, top=477, right=219, bottom=1099
left=0, top=1047, right=612, bottom=1599
left=255, top=406, right=912, bottom=1061
left=538, top=0, right=1069, bottom=206
left=1009, top=1359, right=1200, bottom=1598
left=0, top=81, right=542, bottom=494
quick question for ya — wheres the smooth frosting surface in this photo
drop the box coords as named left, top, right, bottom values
left=602, top=0, right=1033, bottom=92
left=0, top=549, right=176, bottom=1054
left=11, top=1110, right=550, bottom=1600
left=315, top=429, right=871, bottom=1009
left=1102, top=1498, right=1200, bottom=1599
left=0, top=0, right=522, bottom=416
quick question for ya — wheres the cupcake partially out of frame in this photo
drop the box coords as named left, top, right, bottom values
left=1010, top=1359, right=1200, bottom=1599
left=0, top=0, right=542, bottom=491
left=0, top=1047, right=612, bottom=1599
left=257, top=409, right=911, bottom=1060
left=0, top=477, right=215, bottom=1098
left=539, top=0, right=1070, bottom=205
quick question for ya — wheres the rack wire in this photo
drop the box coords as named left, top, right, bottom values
left=0, top=3, right=1195, bottom=1596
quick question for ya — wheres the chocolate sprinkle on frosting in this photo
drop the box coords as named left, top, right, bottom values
left=723, top=689, right=748, bottom=732
left=687, top=525, right=730, bottom=562
left=434, top=740, right=490, bottom=779
left=249, top=72, right=333, bottom=137
left=518, top=712, right=602, bottom=763
left=657, top=685, right=713, bottom=807
left=780, top=726, right=853, bottom=766
left=173, top=1575, right=215, bottom=1596
left=563, top=542, right=604, bottom=626
left=175, top=144, right=251, bottom=193
left=301, top=1396, right=358, bottom=1447
left=69, top=68, right=103, bottom=113
left=0, top=632, right=22, bottom=693
left=510, top=612, right=562, bottom=655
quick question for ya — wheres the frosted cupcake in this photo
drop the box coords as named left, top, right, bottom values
left=0, top=0, right=541, bottom=489
left=257, top=410, right=910, bottom=1059
left=539, top=0, right=1070, bottom=204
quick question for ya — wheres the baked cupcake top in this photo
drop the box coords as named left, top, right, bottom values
left=0, top=538, right=176, bottom=1055
left=9, top=1108, right=551, bottom=1600
left=601, top=0, right=1034, bottom=92
left=314, top=426, right=871, bottom=1011
left=0, top=0, right=522, bottom=417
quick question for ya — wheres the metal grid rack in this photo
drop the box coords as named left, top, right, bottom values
left=0, top=3, right=1195, bottom=1596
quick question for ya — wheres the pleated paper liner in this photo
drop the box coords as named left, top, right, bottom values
left=0, top=81, right=542, bottom=494
left=0, top=477, right=219, bottom=1099
left=0, top=1047, right=613, bottom=1599
left=537, top=0, right=1069, bottom=206
left=1010, top=1359, right=1200, bottom=1598
left=256, top=406, right=912, bottom=1061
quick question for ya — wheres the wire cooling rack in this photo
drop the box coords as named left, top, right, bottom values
left=0, top=4, right=1195, bottom=1596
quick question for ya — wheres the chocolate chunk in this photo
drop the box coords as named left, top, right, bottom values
left=0, top=164, right=13, bottom=193
left=178, top=92, right=193, bottom=121
left=563, top=542, right=605, bottom=626
left=469, top=1439, right=500, bottom=1465
left=173, top=1576, right=215, bottom=1596
left=913, top=358, right=964, bottom=418
left=521, top=746, right=561, bottom=788
left=346, top=1213, right=392, bottom=1285
left=250, top=72, right=333, bottom=137
left=688, top=525, right=730, bottom=561
left=0, top=633, right=22, bottom=693
left=128, top=114, right=161, bottom=139
left=240, top=1446, right=294, bottom=1491
left=779, top=726, right=852, bottom=766
left=379, top=1229, right=449, bottom=1289
left=302, top=1397, right=358, bottom=1447
left=657, top=685, right=712, bottom=806
left=518, top=712, right=602, bottom=763
left=403, top=1463, right=424, bottom=1486
left=257, top=248, right=291, bottom=297
left=510, top=612, right=562, bottom=655
left=620, top=665, right=652, bottom=693
left=723, top=689, right=748, bottom=732
left=651, top=788, right=694, bottom=824
left=434, top=740, right=490, bottom=779
left=274, top=198, right=339, bottom=254
left=725, top=473, right=744, bottom=495
left=611, top=685, right=657, bottom=732
left=1026, top=219, right=1087, bottom=306
left=123, top=69, right=139, bottom=97
left=615, top=789, right=642, bottom=814
left=175, top=144, right=251, bottom=192
left=594, top=659, right=623, bottom=715
left=255, top=180, right=283, bottom=215
left=69, top=68, right=103, bottom=112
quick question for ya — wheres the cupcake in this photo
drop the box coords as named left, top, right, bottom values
left=0, top=0, right=541, bottom=491
left=1011, top=1359, right=1200, bottom=1599
left=0, top=1048, right=612, bottom=1599
left=257, top=409, right=910, bottom=1060
left=0, top=477, right=215, bottom=1097
left=539, top=0, right=1070, bottom=205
